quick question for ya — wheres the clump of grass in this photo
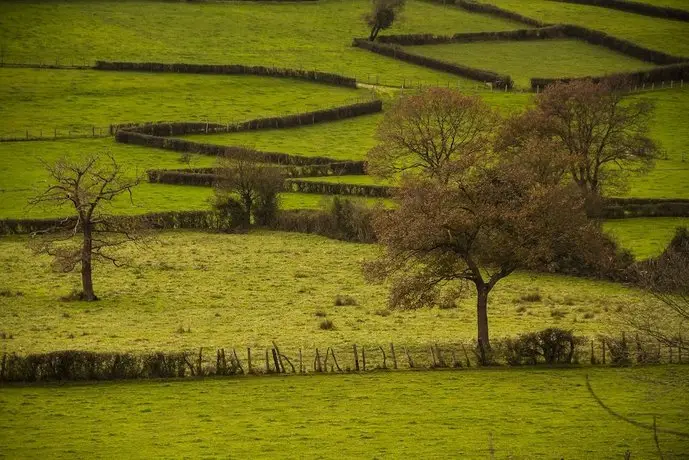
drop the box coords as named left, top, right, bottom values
left=438, top=299, right=457, bottom=310
left=374, top=309, right=391, bottom=317
left=314, top=310, right=327, bottom=318
left=334, top=294, right=358, bottom=306
left=294, top=271, right=309, bottom=279
left=0, top=331, right=14, bottom=340
left=516, top=305, right=528, bottom=314
left=550, top=309, right=566, bottom=319
left=563, top=296, right=576, bottom=306
left=0, top=289, right=13, bottom=297
left=61, top=312, right=71, bottom=318
left=520, top=291, right=542, bottom=303
left=59, top=289, right=84, bottom=302
left=319, top=318, right=335, bottom=330
left=176, top=326, right=192, bottom=334
left=583, top=312, right=595, bottom=319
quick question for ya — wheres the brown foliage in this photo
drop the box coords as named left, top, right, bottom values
left=501, top=79, right=657, bottom=199
left=367, top=88, right=497, bottom=182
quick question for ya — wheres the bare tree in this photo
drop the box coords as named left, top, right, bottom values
left=503, top=79, right=658, bottom=199
left=365, top=0, right=405, bottom=41
left=212, top=154, right=285, bottom=228
left=29, top=154, right=143, bottom=301
left=367, top=88, right=497, bottom=183
left=628, top=228, right=689, bottom=351
left=366, top=146, right=609, bottom=350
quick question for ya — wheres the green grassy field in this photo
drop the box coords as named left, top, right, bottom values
left=406, top=39, right=657, bottom=89
left=0, top=230, right=663, bottom=354
left=1, top=366, right=687, bottom=458
left=0, top=0, right=525, bottom=87
left=603, top=217, right=689, bottom=258
left=482, top=0, right=689, bottom=56
left=0, top=68, right=365, bottom=138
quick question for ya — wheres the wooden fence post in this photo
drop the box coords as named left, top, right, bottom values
left=404, top=346, right=414, bottom=368
left=362, top=347, right=366, bottom=371
left=272, top=349, right=281, bottom=373
left=265, top=349, right=271, bottom=373
left=247, top=347, right=252, bottom=374
left=390, top=343, right=397, bottom=369
left=379, top=346, right=387, bottom=369
left=299, top=348, right=303, bottom=373
left=232, top=348, right=243, bottom=374
left=353, top=344, right=360, bottom=371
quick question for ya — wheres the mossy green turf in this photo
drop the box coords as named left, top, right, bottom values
left=0, top=68, right=365, bottom=138
left=483, top=0, right=689, bottom=56
left=1, top=367, right=688, bottom=458
left=603, top=217, right=689, bottom=258
left=0, top=230, right=663, bottom=354
left=406, top=39, right=657, bottom=89
left=0, top=0, right=524, bottom=87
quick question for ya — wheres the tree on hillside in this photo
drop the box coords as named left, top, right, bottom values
left=500, top=79, right=658, bottom=201
left=367, top=87, right=497, bottom=183
left=29, top=154, right=144, bottom=301
left=365, top=95, right=611, bottom=351
left=212, top=154, right=285, bottom=229
left=365, top=0, right=405, bottom=41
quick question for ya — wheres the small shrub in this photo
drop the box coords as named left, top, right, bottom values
left=175, top=326, right=191, bottom=334
left=516, top=305, right=527, bottom=314
left=319, top=318, right=335, bottom=330
left=550, top=309, right=566, bottom=319
left=563, top=296, right=575, bottom=306
left=499, top=328, right=582, bottom=365
left=314, top=310, right=327, bottom=317
left=374, top=308, right=391, bottom=317
left=61, top=312, right=71, bottom=318
left=583, top=311, right=595, bottom=319
left=334, top=294, right=358, bottom=306
left=438, top=298, right=458, bottom=310
left=0, top=289, right=13, bottom=297
left=520, top=291, right=542, bottom=302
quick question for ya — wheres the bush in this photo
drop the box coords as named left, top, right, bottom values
left=334, top=294, right=358, bottom=306
left=498, top=328, right=582, bottom=365
left=599, top=334, right=631, bottom=365
left=319, top=319, right=335, bottom=330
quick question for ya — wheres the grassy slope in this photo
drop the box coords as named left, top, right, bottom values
left=0, top=0, right=524, bottom=87
left=0, top=367, right=687, bottom=458
left=0, top=230, right=658, bottom=354
left=482, top=0, right=689, bottom=56
left=603, top=217, right=689, bottom=258
left=406, top=39, right=657, bottom=89
left=0, top=68, right=364, bottom=137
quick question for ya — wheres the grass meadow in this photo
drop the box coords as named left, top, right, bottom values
left=406, top=39, right=658, bottom=89
left=0, top=68, right=365, bottom=138
left=0, top=230, right=665, bottom=354
left=1, top=367, right=687, bottom=458
left=482, top=0, right=689, bottom=56
left=0, top=0, right=525, bottom=87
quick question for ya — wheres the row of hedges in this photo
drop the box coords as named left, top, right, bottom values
left=532, top=61, right=689, bottom=89
left=552, top=0, right=689, bottom=21
left=94, top=61, right=357, bottom=88
left=2, top=330, right=682, bottom=382
left=601, top=200, right=689, bottom=218
left=117, top=100, right=383, bottom=137
left=352, top=38, right=513, bottom=88
left=146, top=162, right=366, bottom=185
left=0, top=211, right=218, bottom=235
left=284, top=179, right=393, bottom=198
left=116, top=132, right=343, bottom=166
left=376, top=26, right=567, bottom=46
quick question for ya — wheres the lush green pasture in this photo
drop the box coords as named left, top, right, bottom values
left=0, top=68, right=365, bottom=137
left=635, top=87, right=689, bottom=164
left=187, top=113, right=383, bottom=162
left=603, top=217, right=689, bottom=258
left=0, top=230, right=661, bottom=354
left=483, top=0, right=689, bottom=56
left=0, top=0, right=524, bottom=87
left=1, top=367, right=687, bottom=458
left=406, top=39, right=657, bottom=89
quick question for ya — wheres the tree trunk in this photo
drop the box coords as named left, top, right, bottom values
left=369, top=25, right=380, bottom=41
left=476, top=284, right=490, bottom=349
left=81, top=223, right=97, bottom=301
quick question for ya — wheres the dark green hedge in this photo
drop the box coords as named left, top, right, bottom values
left=376, top=26, right=566, bottom=46
left=115, top=100, right=383, bottom=137
left=532, top=62, right=689, bottom=89
left=600, top=199, right=689, bottom=218
left=284, top=179, right=393, bottom=197
left=94, top=61, right=356, bottom=88
left=352, top=38, right=513, bottom=88
left=551, top=0, right=689, bottom=21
